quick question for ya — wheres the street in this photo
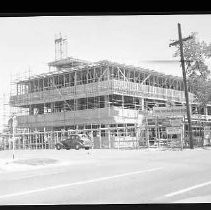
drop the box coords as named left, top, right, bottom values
left=0, top=148, right=211, bottom=204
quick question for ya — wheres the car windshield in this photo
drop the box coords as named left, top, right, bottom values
left=81, top=135, right=87, bottom=138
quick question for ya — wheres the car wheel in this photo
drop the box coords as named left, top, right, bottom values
left=85, top=147, right=89, bottom=150
left=75, top=144, right=80, bottom=150
left=55, top=144, right=62, bottom=150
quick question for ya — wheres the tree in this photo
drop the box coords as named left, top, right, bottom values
left=189, top=77, right=211, bottom=109
left=173, top=32, right=211, bottom=109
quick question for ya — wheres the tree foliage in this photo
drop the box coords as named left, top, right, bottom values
left=190, top=77, right=211, bottom=107
left=173, top=32, right=211, bottom=107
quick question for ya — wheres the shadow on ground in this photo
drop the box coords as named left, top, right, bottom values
left=12, top=158, right=59, bottom=166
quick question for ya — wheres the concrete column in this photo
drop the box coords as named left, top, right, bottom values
left=108, top=126, right=111, bottom=149
left=135, top=126, right=139, bottom=149
left=43, top=127, right=46, bottom=149
left=205, top=106, right=208, bottom=116
left=91, top=130, right=94, bottom=149
left=38, top=79, right=40, bottom=92
left=16, top=84, right=19, bottom=95
left=99, top=128, right=102, bottom=149
left=22, top=134, right=25, bottom=150
left=117, top=129, right=119, bottom=150
left=29, top=133, right=31, bottom=149
left=207, top=106, right=211, bottom=115
left=141, top=98, right=145, bottom=111
left=35, top=130, right=38, bottom=150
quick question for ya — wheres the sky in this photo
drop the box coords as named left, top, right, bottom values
left=1, top=14, right=211, bottom=130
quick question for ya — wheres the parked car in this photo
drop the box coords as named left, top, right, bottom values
left=55, top=134, right=92, bottom=150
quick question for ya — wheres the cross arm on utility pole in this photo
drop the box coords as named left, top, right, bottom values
left=169, top=35, right=193, bottom=47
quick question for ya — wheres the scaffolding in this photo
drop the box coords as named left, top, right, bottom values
left=7, top=58, right=197, bottom=149
left=3, top=35, right=210, bottom=151
left=0, top=94, right=10, bottom=133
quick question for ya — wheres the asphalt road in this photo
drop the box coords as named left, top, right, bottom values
left=0, top=148, right=211, bottom=204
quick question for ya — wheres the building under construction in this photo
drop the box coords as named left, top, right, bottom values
left=2, top=35, right=211, bottom=150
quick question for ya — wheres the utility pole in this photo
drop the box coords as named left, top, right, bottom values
left=169, top=23, right=194, bottom=149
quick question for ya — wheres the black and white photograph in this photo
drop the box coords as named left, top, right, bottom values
left=0, top=13, right=211, bottom=204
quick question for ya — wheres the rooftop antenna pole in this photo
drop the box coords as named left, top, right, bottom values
left=59, top=32, right=62, bottom=59
left=55, top=33, right=68, bottom=61
left=54, top=34, right=57, bottom=61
